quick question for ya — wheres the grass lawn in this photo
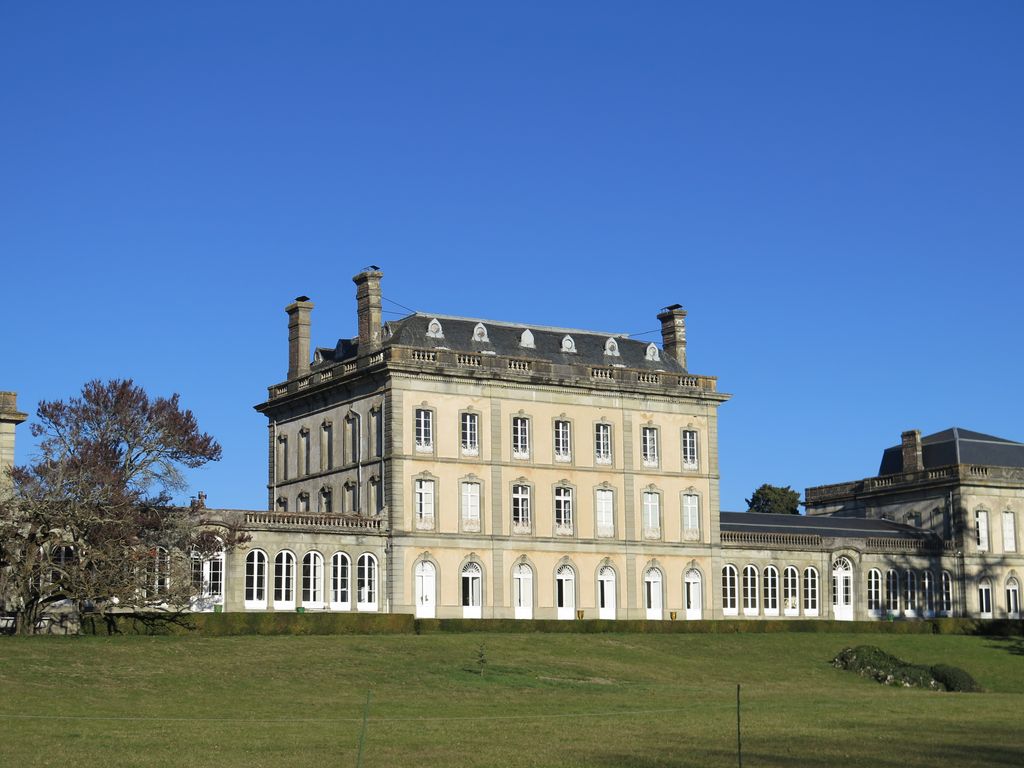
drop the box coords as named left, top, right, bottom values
left=1, top=631, right=1022, bottom=767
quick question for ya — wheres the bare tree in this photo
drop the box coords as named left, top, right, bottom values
left=0, top=380, right=244, bottom=635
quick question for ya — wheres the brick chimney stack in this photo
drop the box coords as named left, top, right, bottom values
left=0, top=391, right=28, bottom=497
left=285, top=296, right=314, bottom=380
left=901, top=429, right=923, bottom=473
left=353, top=268, right=384, bottom=353
left=656, top=304, right=687, bottom=370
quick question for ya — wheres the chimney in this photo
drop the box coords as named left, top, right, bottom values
left=353, top=267, right=384, bottom=353
left=656, top=304, right=687, bottom=370
left=901, top=429, right=923, bottom=473
left=0, top=391, right=28, bottom=497
left=285, top=296, right=314, bottom=380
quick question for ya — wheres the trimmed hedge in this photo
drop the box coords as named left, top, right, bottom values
left=832, top=645, right=981, bottom=692
left=79, top=612, right=1018, bottom=638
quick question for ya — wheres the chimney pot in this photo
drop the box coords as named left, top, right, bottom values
left=656, top=305, right=688, bottom=370
left=285, top=297, right=315, bottom=380
left=901, top=429, right=923, bottom=473
left=353, top=269, right=384, bottom=354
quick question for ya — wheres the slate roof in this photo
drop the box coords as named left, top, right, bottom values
left=720, top=511, right=930, bottom=540
left=878, top=428, right=1024, bottom=475
left=316, top=312, right=686, bottom=373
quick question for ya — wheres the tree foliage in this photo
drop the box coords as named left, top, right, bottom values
left=0, top=379, right=243, bottom=635
left=745, top=483, right=801, bottom=515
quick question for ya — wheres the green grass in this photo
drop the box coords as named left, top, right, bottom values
left=2, top=632, right=1022, bottom=767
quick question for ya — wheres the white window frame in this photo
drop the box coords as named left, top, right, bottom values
left=940, top=570, right=953, bottom=616
left=244, top=549, right=268, bottom=609
left=356, top=553, right=377, bottom=611
left=415, top=408, right=433, bottom=452
left=644, top=568, right=663, bottom=620
left=511, top=483, right=532, bottom=533
left=461, top=562, right=482, bottom=619
left=867, top=569, right=881, bottom=617
left=886, top=569, right=900, bottom=615
left=513, top=563, right=533, bottom=620
left=742, top=565, right=759, bottom=616
left=598, top=566, right=616, bottom=620
left=556, top=565, right=576, bottom=620
left=642, top=491, right=661, bottom=539
left=1003, top=511, right=1017, bottom=553
left=682, top=493, right=700, bottom=541
left=904, top=570, right=918, bottom=617
left=461, top=481, right=481, bottom=533
left=554, top=486, right=574, bottom=535
left=976, top=509, right=990, bottom=552
left=512, top=416, right=530, bottom=459
left=460, top=412, right=479, bottom=456
left=783, top=565, right=799, bottom=616
left=330, top=552, right=351, bottom=611
left=301, top=551, right=324, bottom=610
left=681, top=429, right=699, bottom=470
left=803, top=567, right=819, bottom=617
left=978, top=578, right=992, bottom=618
left=554, top=419, right=572, bottom=462
left=684, top=568, right=703, bottom=620
left=922, top=571, right=935, bottom=617
left=274, top=550, right=296, bottom=610
left=190, top=547, right=224, bottom=612
left=641, top=426, right=659, bottom=467
left=722, top=565, right=738, bottom=616
left=1007, top=578, right=1021, bottom=619
left=763, top=566, right=779, bottom=616
left=414, top=478, right=435, bottom=530
left=595, top=488, right=614, bottom=538
left=594, top=423, right=612, bottom=465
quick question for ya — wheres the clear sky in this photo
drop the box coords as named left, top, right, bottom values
left=3, top=2, right=1022, bottom=512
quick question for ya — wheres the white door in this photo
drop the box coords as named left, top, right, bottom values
left=415, top=561, right=435, bottom=619
left=644, top=569, right=663, bottom=620
left=513, top=564, right=533, bottom=620
left=598, top=567, right=616, bottom=620
left=832, top=559, right=853, bottom=621
left=556, top=566, right=575, bottom=620
left=684, top=569, right=702, bottom=620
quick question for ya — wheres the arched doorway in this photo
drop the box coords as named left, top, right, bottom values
left=832, top=557, right=853, bottom=621
left=415, top=561, right=436, bottom=619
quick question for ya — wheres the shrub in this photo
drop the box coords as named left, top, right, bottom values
left=930, top=664, right=981, bottom=692
left=832, top=645, right=980, bottom=692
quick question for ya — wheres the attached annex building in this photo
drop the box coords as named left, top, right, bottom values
left=195, top=270, right=1023, bottom=622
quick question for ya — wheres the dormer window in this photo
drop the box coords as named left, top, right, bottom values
left=472, top=323, right=489, bottom=343
left=426, top=318, right=444, bottom=339
left=645, top=343, right=660, bottom=362
left=520, top=329, right=535, bottom=348
left=604, top=338, right=620, bottom=356
left=561, top=335, right=577, bottom=353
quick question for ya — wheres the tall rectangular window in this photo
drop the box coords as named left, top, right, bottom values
left=595, top=488, right=614, bottom=537
left=1003, top=511, right=1017, bottom=553
left=554, top=420, right=572, bottom=462
left=681, top=430, right=698, bottom=470
left=642, top=491, right=660, bottom=537
left=641, top=427, right=658, bottom=467
left=512, top=416, right=530, bottom=459
left=511, top=484, right=531, bottom=531
left=298, top=429, right=310, bottom=476
left=594, top=423, right=612, bottom=464
left=886, top=570, right=900, bottom=613
left=461, top=412, right=479, bottom=456
left=276, top=436, right=288, bottom=482
left=783, top=566, right=798, bottom=615
left=682, top=494, right=700, bottom=538
left=415, top=479, right=434, bottom=528
left=320, top=422, right=333, bottom=471
left=976, top=510, right=989, bottom=551
left=461, top=481, right=481, bottom=531
left=297, top=493, right=310, bottom=513
left=319, top=487, right=332, bottom=514
left=554, top=487, right=573, bottom=533
left=415, top=409, right=433, bottom=451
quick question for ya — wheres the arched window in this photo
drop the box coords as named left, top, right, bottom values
left=831, top=557, right=853, bottom=620
left=461, top=562, right=482, bottom=619
left=149, top=546, right=169, bottom=599
left=904, top=570, right=918, bottom=616
left=190, top=543, right=225, bottom=611
left=763, top=566, right=779, bottom=616
left=644, top=568, right=663, bottom=620
left=556, top=565, right=576, bottom=620
left=922, top=571, right=935, bottom=617
left=684, top=568, right=703, bottom=620
left=722, top=565, right=738, bottom=616
left=783, top=566, right=799, bottom=616
left=803, top=567, right=819, bottom=616
left=356, top=553, right=377, bottom=611
left=1006, top=577, right=1020, bottom=619
left=244, top=550, right=268, bottom=609
left=274, top=551, right=296, bottom=609
left=940, top=571, right=954, bottom=616
left=867, top=569, right=881, bottom=616
left=598, top=566, right=616, bottom=620
left=302, top=551, right=324, bottom=609
left=886, top=570, right=900, bottom=615
left=331, top=552, right=351, bottom=610
left=415, top=561, right=436, bottom=619
left=742, top=565, right=759, bottom=616
left=978, top=578, right=993, bottom=618
left=513, top=563, right=533, bottom=620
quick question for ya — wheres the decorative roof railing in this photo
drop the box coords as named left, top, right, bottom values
left=720, top=531, right=822, bottom=548
left=805, top=463, right=1024, bottom=502
left=243, top=512, right=386, bottom=532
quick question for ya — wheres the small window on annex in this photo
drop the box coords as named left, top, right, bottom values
left=803, top=567, right=819, bottom=616
left=356, top=553, right=378, bottom=611
left=763, top=566, right=779, bottom=616
left=867, top=569, right=882, bottom=616
left=331, top=552, right=351, bottom=610
left=245, top=550, right=268, bottom=609
left=722, top=565, right=738, bottom=616
left=783, top=565, right=799, bottom=616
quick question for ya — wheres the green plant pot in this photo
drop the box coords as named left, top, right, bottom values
left=213, top=605, right=223, bottom=613
left=295, top=607, right=305, bottom=614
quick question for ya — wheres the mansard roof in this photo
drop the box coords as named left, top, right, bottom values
left=878, top=428, right=1024, bottom=475
left=720, top=511, right=930, bottom=540
left=317, top=312, right=686, bottom=373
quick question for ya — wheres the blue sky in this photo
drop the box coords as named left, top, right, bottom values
left=3, top=2, right=1022, bottom=511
